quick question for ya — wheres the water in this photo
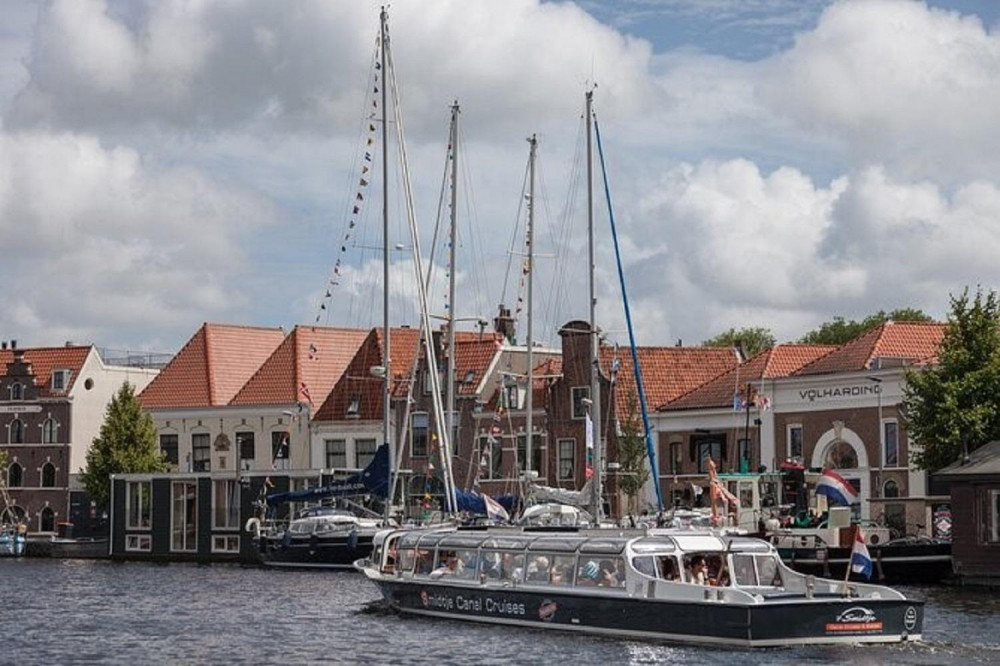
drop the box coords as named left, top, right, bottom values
left=2, top=559, right=998, bottom=665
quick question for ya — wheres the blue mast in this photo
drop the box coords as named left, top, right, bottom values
left=593, top=117, right=664, bottom=512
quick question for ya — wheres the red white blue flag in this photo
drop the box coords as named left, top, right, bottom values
left=850, top=527, right=873, bottom=579
left=815, top=468, right=858, bottom=506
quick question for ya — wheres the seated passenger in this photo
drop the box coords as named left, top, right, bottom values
left=414, top=549, right=434, bottom=575
left=577, top=560, right=600, bottom=586
left=657, top=556, right=677, bottom=581
left=526, top=555, right=550, bottom=582
left=598, top=559, right=624, bottom=587
left=430, top=551, right=460, bottom=578
left=550, top=564, right=570, bottom=585
left=688, top=555, right=708, bottom=585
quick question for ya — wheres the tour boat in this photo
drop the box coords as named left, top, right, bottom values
left=356, top=526, right=923, bottom=647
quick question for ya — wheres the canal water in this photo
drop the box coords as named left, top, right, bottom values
left=2, top=559, right=998, bottom=665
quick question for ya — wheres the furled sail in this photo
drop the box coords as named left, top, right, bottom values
left=266, top=444, right=390, bottom=505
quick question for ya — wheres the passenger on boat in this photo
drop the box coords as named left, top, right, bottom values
left=599, top=559, right=625, bottom=587
left=526, top=555, right=550, bottom=582
left=549, top=563, right=570, bottom=585
left=415, top=549, right=435, bottom=575
left=689, top=555, right=708, bottom=585
left=657, top=556, right=677, bottom=581
left=431, top=551, right=461, bottom=578
left=577, top=560, right=600, bottom=586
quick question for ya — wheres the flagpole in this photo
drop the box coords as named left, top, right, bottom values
left=843, top=524, right=855, bottom=594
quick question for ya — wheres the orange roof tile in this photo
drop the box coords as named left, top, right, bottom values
left=663, top=345, right=836, bottom=411
left=794, top=321, right=945, bottom=376
left=314, top=327, right=422, bottom=422
left=230, top=326, right=368, bottom=408
left=0, top=346, right=92, bottom=396
left=138, top=323, right=285, bottom=409
left=604, top=346, right=738, bottom=418
left=452, top=335, right=503, bottom=396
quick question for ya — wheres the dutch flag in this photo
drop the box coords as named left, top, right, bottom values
left=850, top=527, right=873, bottom=579
left=483, top=494, right=509, bottom=523
left=815, top=468, right=858, bottom=506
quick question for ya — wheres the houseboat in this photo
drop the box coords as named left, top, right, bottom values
left=356, top=526, right=923, bottom=647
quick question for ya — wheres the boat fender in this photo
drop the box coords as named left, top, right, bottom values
left=245, top=517, right=261, bottom=539
left=348, top=528, right=359, bottom=551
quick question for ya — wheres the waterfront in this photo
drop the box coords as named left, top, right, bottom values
left=1, top=559, right=998, bottom=665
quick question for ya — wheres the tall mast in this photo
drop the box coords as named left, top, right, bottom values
left=587, top=89, right=602, bottom=523
left=446, top=101, right=459, bottom=485
left=380, top=6, right=392, bottom=523
left=525, top=134, right=537, bottom=482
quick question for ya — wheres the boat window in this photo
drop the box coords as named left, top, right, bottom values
left=525, top=554, right=552, bottom=583
left=398, top=547, right=415, bottom=573
left=451, top=549, right=478, bottom=580
left=548, top=555, right=575, bottom=586
left=632, top=556, right=656, bottom=578
left=399, top=532, right=425, bottom=549
left=416, top=532, right=452, bottom=548
left=439, top=534, right=488, bottom=549
left=630, top=537, right=676, bottom=554
left=414, top=548, right=435, bottom=575
left=479, top=550, right=503, bottom=579
left=576, top=556, right=625, bottom=588
left=754, top=554, right=783, bottom=587
left=289, top=521, right=312, bottom=535
left=528, top=537, right=586, bottom=553
left=479, top=536, right=530, bottom=551
left=684, top=553, right=725, bottom=585
left=578, top=539, right=626, bottom=555
left=732, top=554, right=757, bottom=586
left=431, top=550, right=461, bottom=578
left=657, top=556, right=679, bottom=581
left=479, top=550, right=525, bottom=582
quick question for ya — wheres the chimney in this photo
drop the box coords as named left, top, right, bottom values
left=10, top=339, right=16, bottom=350
left=493, top=304, right=515, bottom=344
left=1, top=342, right=6, bottom=350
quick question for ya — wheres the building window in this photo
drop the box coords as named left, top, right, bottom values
left=41, top=462, right=56, bottom=487
left=883, top=420, right=899, bottom=467
left=502, top=383, right=520, bottom=410
left=516, top=434, right=543, bottom=475
left=10, top=382, right=23, bottom=400
left=737, top=438, right=752, bottom=473
left=991, top=490, right=1000, bottom=543
left=236, top=431, right=255, bottom=469
left=126, top=534, right=152, bottom=552
left=477, top=436, right=503, bottom=480
left=126, top=481, right=152, bottom=529
left=51, top=370, right=69, bottom=392
left=788, top=424, right=803, bottom=459
left=346, top=395, right=361, bottom=418
left=191, top=433, right=210, bottom=472
left=670, top=441, right=682, bottom=475
left=823, top=441, right=858, bottom=470
left=883, top=479, right=900, bottom=498
left=693, top=436, right=723, bottom=474
left=213, top=479, right=239, bottom=529
left=355, top=438, right=377, bottom=469
left=160, top=434, right=179, bottom=466
left=8, top=462, right=22, bottom=487
left=571, top=386, right=590, bottom=420
left=412, top=412, right=428, bottom=457
left=40, top=507, right=55, bottom=532
left=271, top=431, right=290, bottom=470
left=42, top=418, right=57, bottom=444
left=325, top=439, right=347, bottom=468
left=9, top=419, right=24, bottom=444
left=171, top=481, right=198, bottom=552
left=558, top=438, right=575, bottom=480
left=212, top=536, right=240, bottom=553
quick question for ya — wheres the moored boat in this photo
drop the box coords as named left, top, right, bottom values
left=357, top=526, right=924, bottom=647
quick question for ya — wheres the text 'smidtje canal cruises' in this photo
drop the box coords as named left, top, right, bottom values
left=357, top=527, right=923, bottom=648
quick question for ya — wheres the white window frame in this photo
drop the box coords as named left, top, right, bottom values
left=236, top=431, right=255, bottom=470
left=40, top=462, right=56, bottom=488
left=212, top=479, right=239, bottom=530
left=355, top=438, right=377, bottom=469
left=126, top=534, right=152, bottom=552
left=126, top=480, right=152, bottom=530
left=51, top=369, right=70, bottom=392
left=191, top=433, right=211, bottom=472
left=882, top=419, right=899, bottom=468
left=557, top=438, right=575, bottom=481
left=42, top=418, right=57, bottom=444
left=325, top=439, right=347, bottom=469
left=787, top=424, right=803, bottom=459
left=170, top=481, right=198, bottom=553
left=411, top=412, right=429, bottom=458
left=10, top=382, right=23, bottom=401
left=570, top=386, right=590, bottom=420
left=212, top=535, right=240, bottom=554
left=670, top=441, right=683, bottom=475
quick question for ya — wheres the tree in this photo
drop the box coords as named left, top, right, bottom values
left=903, top=288, right=1000, bottom=470
left=81, top=382, right=166, bottom=510
left=702, top=327, right=776, bottom=359
left=799, top=308, right=933, bottom=345
left=617, top=392, right=652, bottom=516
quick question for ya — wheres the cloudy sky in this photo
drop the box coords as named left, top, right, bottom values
left=2, top=0, right=999, bottom=355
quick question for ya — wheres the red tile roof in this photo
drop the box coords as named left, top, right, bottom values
left=662, top=345, right=836, bottom=411
left=794, top=321, right=945, bottom=376
left=604, top=346, right=738, bottom=418
left=138, top=323, right=286, bottom=409
left=452, top=335, right=503, bottom=396
left=230, top=326, right=367, bottom=408
left=0, top=346, right=92, bottom=396
left=314, top=327, right=422, bottom=422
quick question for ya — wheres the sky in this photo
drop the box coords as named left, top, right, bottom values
left=1, top=0, right=999, bottom=355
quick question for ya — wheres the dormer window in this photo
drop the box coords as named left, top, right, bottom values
left=347, top=395, right=361, bottom=418
left=463, top=370, right=475, bottom=384
left=10, top=382, right=23, bottom=401
left=51, top=369, right=70, bottom=392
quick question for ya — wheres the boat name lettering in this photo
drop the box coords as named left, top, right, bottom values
left=824, top=606, right=882, bottom=634
left=419, top=590, right=525, bottom=616
left=799, top=385, right=880, bottom=402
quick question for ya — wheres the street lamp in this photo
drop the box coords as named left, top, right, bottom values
left=866, top=376, right=883, bottom=499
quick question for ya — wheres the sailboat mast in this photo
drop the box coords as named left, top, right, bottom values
left=587, top=90, right=602, bottom=523
left=525, top=134, right=537, bottom=484
left=446, top=101, right=459, bottom=487
left=380, top=6, right=392, bottom=523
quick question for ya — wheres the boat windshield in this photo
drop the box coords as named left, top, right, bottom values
left=731, top=553, right=784, bottom=588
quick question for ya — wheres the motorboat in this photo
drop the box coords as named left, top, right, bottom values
left=356, top=526, right=923, bottom=647
left=252, top=505, right=384, bottom=570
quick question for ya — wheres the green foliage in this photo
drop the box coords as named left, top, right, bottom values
left=702, top=327, right=776, bottom=359
left=80, top=383, right=166, bottom=510
left=903, top=288, right=1000, bottom=470
left=617, top=392, right=652, bottom=515
left=799, top=309, right=933, bottom=345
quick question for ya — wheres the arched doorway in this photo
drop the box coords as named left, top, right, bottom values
left=811, top=425, right=870, bottom=520
left=40, top=507, right=55, bottom=532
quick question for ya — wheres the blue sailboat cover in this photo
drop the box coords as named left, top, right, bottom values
left=266, top=443, right=390, bottom=504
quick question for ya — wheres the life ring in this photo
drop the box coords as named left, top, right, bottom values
left=245, top=517, right=261, bottom=539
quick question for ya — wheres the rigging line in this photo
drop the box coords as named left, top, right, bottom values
left=499, top=156, right=531, bottom=308
left=456, top=122, right=489, bottom=318
left=426, top=116, right=453, bottom=299
left=594, top=114, right=664, bottom=512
